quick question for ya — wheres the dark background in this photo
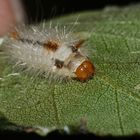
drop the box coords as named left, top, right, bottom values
left=1, top=0, right=140, bottom=139
left=22, top=0, right=140, bottom=23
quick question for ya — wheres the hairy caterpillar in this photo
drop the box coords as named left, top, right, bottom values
left=3, top=23, right=95, bottom=82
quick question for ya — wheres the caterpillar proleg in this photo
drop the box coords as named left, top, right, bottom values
left=4, top=23, right=95, bottom=82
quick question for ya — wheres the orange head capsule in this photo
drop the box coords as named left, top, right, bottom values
left=75, top=60, right=95, bottom=82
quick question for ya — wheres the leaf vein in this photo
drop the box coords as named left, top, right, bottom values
left=52, top=85, right=60, bottom=126
left=115, top=91, right=124, bottom=134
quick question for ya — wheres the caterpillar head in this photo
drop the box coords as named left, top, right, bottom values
left=75, top=60, right=95, bottom=82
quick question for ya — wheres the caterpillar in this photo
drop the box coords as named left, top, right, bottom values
left=3, top=24, right=95, bottom=82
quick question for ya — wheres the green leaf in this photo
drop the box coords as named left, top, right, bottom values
left=0, top=5, right=140, bottom=136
